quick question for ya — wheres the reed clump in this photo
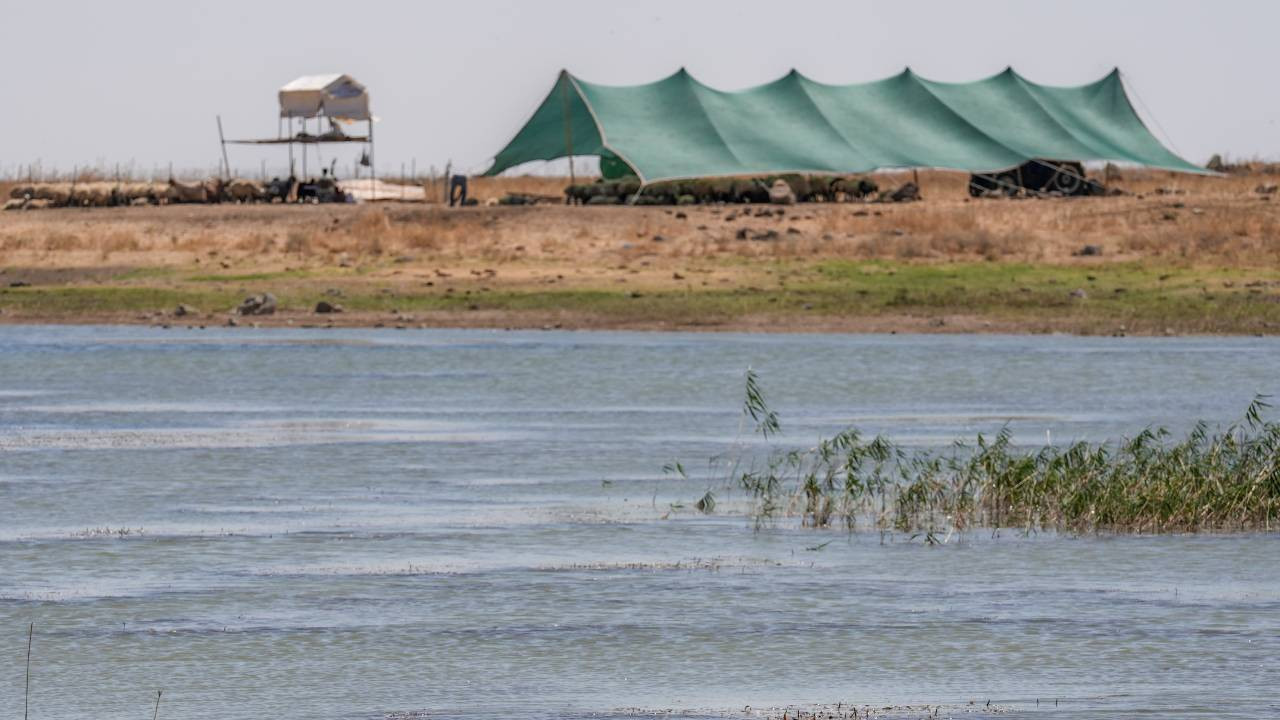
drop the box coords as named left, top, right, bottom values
left=712, top=371, right=1279, bottom=536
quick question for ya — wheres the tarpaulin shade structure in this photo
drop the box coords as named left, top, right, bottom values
left=279, top=74, right=371, bottom=121
left=485, top=68, right=1203, bottom=183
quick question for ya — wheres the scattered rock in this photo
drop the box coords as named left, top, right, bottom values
left=1069, top=288, right=1088, bottom=299
left=8, top=280, right=31, bottom=288
left=314, top=300, right=343, bottom=314
left=1255, top=184, right=1278, bottom=195
left=173, top=304, right=198, bottom=317
left=672, top=272, right=685, bottom=280
left=1075, top=244, right=1103, bottom=256
left=236, top=292, right=277, bottom=316
left=226, top=316, right=239, bottom=327
left=674, top=212, right=687, bottom=219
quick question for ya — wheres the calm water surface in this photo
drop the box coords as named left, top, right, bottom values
left=1, top=326, right=1277, bottom=720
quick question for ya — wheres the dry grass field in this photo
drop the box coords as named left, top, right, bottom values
left=3, top=167, right=1280, bottom=334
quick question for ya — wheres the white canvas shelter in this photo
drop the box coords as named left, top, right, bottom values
left=278, top=74, right=371, bottom=121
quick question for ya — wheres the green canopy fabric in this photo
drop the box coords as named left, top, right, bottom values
left=485, top=68, right=1204, bottom=183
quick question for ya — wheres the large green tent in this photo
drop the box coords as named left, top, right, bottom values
left=485, top=68, right=1203, bottom=183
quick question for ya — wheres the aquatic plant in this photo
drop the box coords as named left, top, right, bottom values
left=703, top=372, right=1280, bottom=535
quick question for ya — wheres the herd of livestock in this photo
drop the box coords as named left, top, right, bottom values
left=4, top=176, right=348, bottom=210
left=5, top=164, right=1106, bottom=212
left=562, top=174, right=887, bottom=206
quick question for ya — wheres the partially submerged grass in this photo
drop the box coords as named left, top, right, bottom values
left=693, top=371, right=1280, bottom=536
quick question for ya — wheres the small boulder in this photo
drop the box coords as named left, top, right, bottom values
left=236, top=292, right=277, bottom=316
left=1075, top=244, right=1103, bottom=257
left=1069, top=288, right=1088, bottom=299
left=173, top=304, right=198, bottom=317
left=314, top=300, right=343, bottom=314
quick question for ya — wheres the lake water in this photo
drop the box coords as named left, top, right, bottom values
left=1, top=326, right=1278, bottom=720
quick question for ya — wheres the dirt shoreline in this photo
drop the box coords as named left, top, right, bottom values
left=0, top=307, right=1085, bottom=335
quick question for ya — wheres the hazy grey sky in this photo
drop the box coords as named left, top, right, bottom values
left=2, top=1, right=1275, bottom=177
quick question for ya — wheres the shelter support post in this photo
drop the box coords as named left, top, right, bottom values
left=217, top=115, right=230, bottom=179
left=302, top=118, right=308, bottom=179
left=560, top=76, right=575, bottom=185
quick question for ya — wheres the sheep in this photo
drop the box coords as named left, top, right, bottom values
left=33, top=184, right=71, bottom=205
left=166, top=179, right=208, bottom=204
left=768, top=179, right=796, bottom=205
left=224, top=178, right=265, bottom=203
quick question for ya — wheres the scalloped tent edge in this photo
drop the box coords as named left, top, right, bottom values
left=484, top=68, right=1206, bottom=183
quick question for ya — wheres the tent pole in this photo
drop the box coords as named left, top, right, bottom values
left=560, top=74, right=576, bottom=185
left=216, top=115, right=230, bottom=179
left=369, top=118, right=375, bottom=198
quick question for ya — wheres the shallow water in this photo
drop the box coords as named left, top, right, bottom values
left=1, top=326, right=1278, bottom=720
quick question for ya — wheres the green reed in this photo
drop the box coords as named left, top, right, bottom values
left=704, top=372, right=1279, bottom=535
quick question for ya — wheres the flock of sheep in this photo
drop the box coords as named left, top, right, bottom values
left=4, top=177, right=304, bottom=210
left=563, top=174, right=888, bottom=206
